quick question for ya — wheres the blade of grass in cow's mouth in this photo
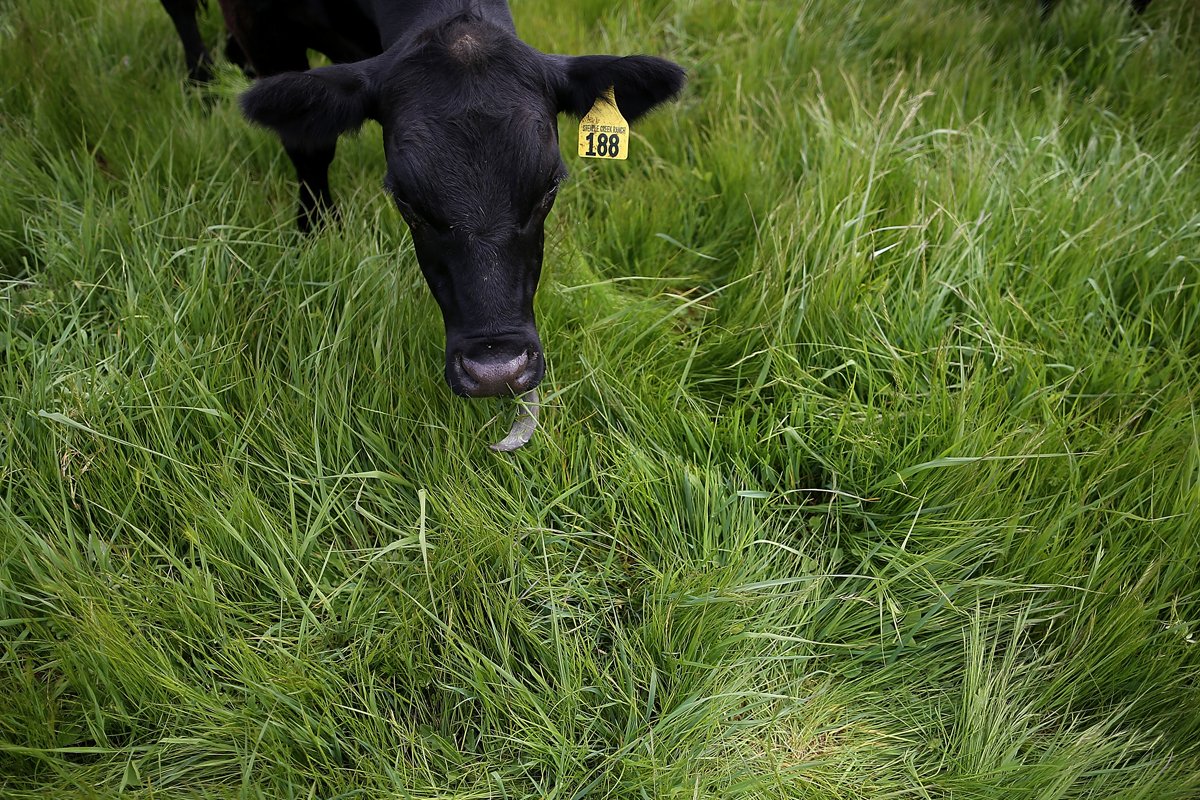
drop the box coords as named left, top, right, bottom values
left=490, top=390, right=540, bottom=452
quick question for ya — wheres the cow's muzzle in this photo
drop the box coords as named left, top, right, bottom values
left=447, top=335, right=544, bottom=397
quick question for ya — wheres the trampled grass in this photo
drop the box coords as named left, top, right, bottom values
left=2, top=0, right=1199, bottom=796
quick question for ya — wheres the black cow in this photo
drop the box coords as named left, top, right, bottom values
left=161, top=0, right=684, bottom=401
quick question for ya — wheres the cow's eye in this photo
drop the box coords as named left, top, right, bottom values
left=392, top=196, right=427, bottom=228
left=538, top=177, right=565, bottom=211
left=393, top=193, right=455, bottom=235
left=521, top=184, right=560, bottom=231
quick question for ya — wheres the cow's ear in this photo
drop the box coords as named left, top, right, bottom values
left=241, top=63, right=377, bottom=148
left=552, top=55, right=685, bottom=122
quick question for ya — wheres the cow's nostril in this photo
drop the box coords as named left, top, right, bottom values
left=460, top=349, right=530, bottom=386
left=449, top=342, right=543, bottom=398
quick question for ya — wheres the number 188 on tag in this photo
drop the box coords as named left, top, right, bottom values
left=581, top=128, right=624, bottom=158
left=578, top=87, right=629, bottom=161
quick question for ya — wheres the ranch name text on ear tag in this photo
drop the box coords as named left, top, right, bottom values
left=578, top=87, right=629, bottom=160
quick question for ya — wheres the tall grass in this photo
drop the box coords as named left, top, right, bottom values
left=2, top=0, right=1198, bottom=797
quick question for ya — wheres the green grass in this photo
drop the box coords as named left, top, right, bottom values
left=2, top=0, right=1199, bottom=796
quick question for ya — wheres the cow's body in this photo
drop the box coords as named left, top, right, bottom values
left=158, top=0, right=684, bottom=403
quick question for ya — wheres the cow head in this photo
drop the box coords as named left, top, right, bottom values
left=240, top=16, right=685, bottom=397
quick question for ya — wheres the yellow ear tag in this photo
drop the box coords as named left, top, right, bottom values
left=578, top=87, right=629, bottom=160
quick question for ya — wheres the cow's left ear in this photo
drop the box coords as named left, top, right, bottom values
left=551, top=55, right=686, bottom=122
left=241, top=62, right=378, bottom=149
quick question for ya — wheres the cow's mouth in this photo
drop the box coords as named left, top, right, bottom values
left=443, top=335, right=545, bottom=451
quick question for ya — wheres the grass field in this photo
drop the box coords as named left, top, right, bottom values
left=2, top=0, right=1199, bottom=796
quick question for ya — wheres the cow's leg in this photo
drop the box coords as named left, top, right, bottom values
left=225, top=33, right=253, bottom=77
left=159, top=0, right=213, bottom=83
left=239, top=43, right=338, bottom=231
left=285, top=143, right=338, bottom=233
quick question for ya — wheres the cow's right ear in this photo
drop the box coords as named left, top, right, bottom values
left=240, top=63, right=377, bottom=148
left=550, top=54, right=686, bottom=123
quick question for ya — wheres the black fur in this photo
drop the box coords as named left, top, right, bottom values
left=553, top=55, right=687, bottom=122
left=241, top=64, right=376, bottom=147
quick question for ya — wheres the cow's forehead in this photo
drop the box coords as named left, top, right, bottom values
left=387, top=105, right=553, bottom=169
left=376, top=19, right=564, bottom=219
left=381, top=107, right=563, bottom=231
left=392, top=67, right=553, bottom=121
left=414, top=14, right=545, bottom=70
left=383, top=18, right=555, bottom=109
